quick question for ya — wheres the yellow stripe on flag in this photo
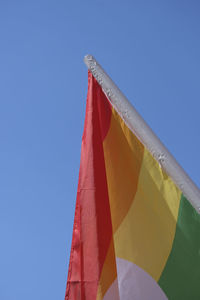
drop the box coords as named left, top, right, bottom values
left=114, top=147, right=181, bottom=281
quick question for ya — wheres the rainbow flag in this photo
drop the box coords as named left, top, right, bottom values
left=65, top=71, right=200, bottom=300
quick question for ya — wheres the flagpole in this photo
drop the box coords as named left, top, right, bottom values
left=84, top=54, right=200, bottom=213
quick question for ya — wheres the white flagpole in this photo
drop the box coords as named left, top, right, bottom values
left=84, top=54, right=200, bottom=213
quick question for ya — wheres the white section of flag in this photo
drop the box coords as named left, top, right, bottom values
left=103, top=258, right=168, bottom=300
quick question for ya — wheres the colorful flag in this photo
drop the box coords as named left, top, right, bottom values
left=65, top=71, right=200, bottom=300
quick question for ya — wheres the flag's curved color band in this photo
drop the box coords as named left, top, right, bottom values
left=66, top=72, right=200, bottom=300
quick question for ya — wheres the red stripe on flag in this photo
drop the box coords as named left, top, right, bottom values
left=65, top=72, right=113, bottom=300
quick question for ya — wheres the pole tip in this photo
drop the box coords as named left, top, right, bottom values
left=84, top=54, right=94, bottom=62
left=83, top=55, right=98, bottom=69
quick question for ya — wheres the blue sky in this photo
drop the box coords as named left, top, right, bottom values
left=0, top=1, right=200, bottom=299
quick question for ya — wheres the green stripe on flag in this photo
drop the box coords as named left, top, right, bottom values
left=159, top=194, right=200, bottom=299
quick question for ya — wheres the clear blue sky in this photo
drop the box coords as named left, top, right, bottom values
left=0, top=1, right=199, bottom=299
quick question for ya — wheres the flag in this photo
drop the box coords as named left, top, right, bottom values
left=65, top=71, right=200, bottom=300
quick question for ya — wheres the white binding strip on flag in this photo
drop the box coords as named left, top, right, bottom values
left=84, top=54, right=200, bottom=213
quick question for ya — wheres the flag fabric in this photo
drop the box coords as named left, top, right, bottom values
left=65, top=71, right=200, bottom=300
